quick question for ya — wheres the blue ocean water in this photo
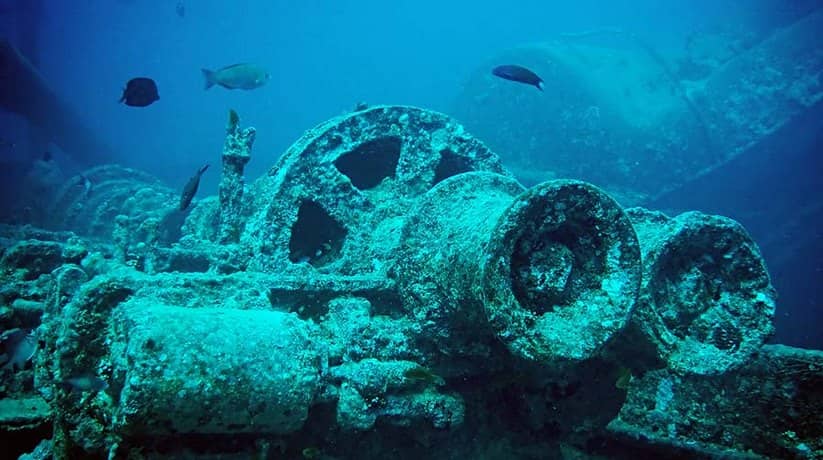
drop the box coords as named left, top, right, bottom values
left=1, top=0, right=767, bottom=179
left=0, top=1, right=822, bottom=458
left=0, top=1, right=819, bottom=343
left=14, top=0, right=815, bottom=344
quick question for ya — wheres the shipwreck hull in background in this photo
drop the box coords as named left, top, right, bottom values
left=452, top=10, right=823, bottom=205
left=452, top=9, right=823, bottom=349
left=0, top=40, right=113, bottom=167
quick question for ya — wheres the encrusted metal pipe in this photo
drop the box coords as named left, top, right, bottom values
left=397, top=173, right=642, bottom=365
left=109, top=301, right=321, bottom=435
left=622, top=208, right=776, bottom=375
left=218, top=109, right=255, bottom=243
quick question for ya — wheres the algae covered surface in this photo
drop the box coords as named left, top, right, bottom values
left=1, top=3, right=821, bottom=459
left=0, top=103, right=818, bottom=460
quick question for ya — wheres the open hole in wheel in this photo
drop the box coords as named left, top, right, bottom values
left=288, top=200, right=347, bottom=267
left=433, top=148, right=474, bottom=186
left=334, top=136, right=401, bottom=190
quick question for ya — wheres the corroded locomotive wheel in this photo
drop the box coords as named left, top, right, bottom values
left=242, top=105, right=509, bottom=275
left=481, top=180, right=642, bottom=363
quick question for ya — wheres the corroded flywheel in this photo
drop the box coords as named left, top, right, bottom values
left=242, top=105, right=510, bottom=276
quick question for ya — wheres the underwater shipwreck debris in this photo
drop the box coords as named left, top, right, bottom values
left=0, top=239, right=66, bottom=281
left=455, top=39, right=711, bottom=202
left=38, top=279, right=460, bottom=451
left=0, top=101, right=800, bottom=459
left=330, top=358, right=461, bottom=430
left=0, top=40, right=113, bottom=166
left=618, top=208, right=776, bottom=375
left=241, top=105, right=509, bottom=275
left=454, top=10, right=823, bottom=204
left=397, top=173, right=642, bottom=364
left=608, top=344, right=823, bottom=458
left=108, top=303, right=321, bottom=435
left=693, top=9, right=823, bottom=175
left=48, top=164, right=176, bottom=237
left=218, top=109, right=255, bottom=243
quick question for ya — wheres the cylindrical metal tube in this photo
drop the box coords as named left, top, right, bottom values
left=395, top=172, right=525, bottom=362
left=625, top=208, right=776, bottom=374
left=397, top=173, right=642, bottom=364
left=482, top=179, right=642, bottom=363
left=108, top=302, right=322, bottom=435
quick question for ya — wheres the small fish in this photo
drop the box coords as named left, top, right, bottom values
left=0, top=328, right=38, bottom=371
left=120, top=77, right=160, bottom=107
left=176, top=1, right=185, bottom=18
left=42, top=151, right=52, bottom=162
left=59, top=374, right=108, bottom=393
left=615, top=366, right=633, bottom=390
left=179, top=164, right=209, bottom=211
left=492, top=64, right=544, bottom=91
left=202, top=64, right=269, bottom=91
left=0, top=139, right=15, bottom=150
left=403, top=365, right=445, bottom=386
left=77, top=174, right=93, bottom=197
